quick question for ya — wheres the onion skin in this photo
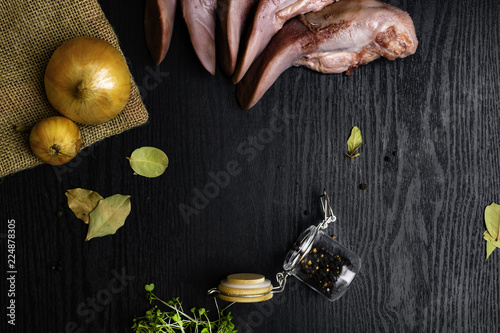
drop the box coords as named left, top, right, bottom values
left=29, top=116, right=82, bottom=165
left=44, top=36, right=132, bottom=125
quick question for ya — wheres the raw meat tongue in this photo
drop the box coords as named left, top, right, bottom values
left=232, top=0, right=339, bottom=83
left=237, top=0, right=418, bottom=109
left=182, top=0, right=217, bottom=75
left=216, top=0, right=258, bottom=76
left=145, top=0, right=177, bottom=65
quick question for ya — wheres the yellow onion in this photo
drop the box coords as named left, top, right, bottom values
left=44, top=36, right=132, bottom=125
left=30, top=116, right=82, bottom=165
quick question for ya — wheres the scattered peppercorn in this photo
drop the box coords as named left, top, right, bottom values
left=304, top=210, right=310, bottom=216
left=56, top=211, right=63, bottom=217
left=392, top=151, right=398, bottom=156
left=384, top=156, right=390, bottom=162
left=359, top=183, right=367, bottom=190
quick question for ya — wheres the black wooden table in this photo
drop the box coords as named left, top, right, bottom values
left=2, top=0, right=500, bottom=332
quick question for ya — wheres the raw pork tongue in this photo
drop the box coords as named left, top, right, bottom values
left=182, top=0, right=217, bottom=75
left=145, top=0, right=177, bottom=65
left=216, top=0, right=258, bottom=76
left=232, top=0, right=339, bottom=83
left=237, top=0, right=418, bottom=109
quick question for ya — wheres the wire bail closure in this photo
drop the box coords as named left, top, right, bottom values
left=318, top=189, right=337, bottom=230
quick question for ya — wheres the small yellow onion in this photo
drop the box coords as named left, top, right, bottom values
left=30, top=116, right=82, bottom=165
left=44, top=36, right=132, bottom=125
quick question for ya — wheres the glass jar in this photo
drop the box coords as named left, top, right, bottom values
left=283, top=225, right=361, bottom=301
left=209, top=190, right=361, bottom=303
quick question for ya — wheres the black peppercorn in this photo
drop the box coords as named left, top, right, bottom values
left=298, top=247, right=351, bottom=297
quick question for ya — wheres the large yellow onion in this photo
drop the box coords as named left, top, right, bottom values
left=44, top=36, right=132, bottom=125
left=30, top=116, right=82, bottom=165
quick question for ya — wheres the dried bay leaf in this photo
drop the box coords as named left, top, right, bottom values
left=484, top=203, right=500, bottom=260
left=483, top=230, right=500, bottom=246
left=65, top=188, right=103, bottom=224
left=346, top=126, right=362, bottom=159
left=127, top=146, right=169, bottom=178
left=86, top=194, right=131, bottom=241
left=485, top=203, right=500, bottom=241
left=486, top=240, right=497, bottom=260
left=483, top=231, right=500, bottom=261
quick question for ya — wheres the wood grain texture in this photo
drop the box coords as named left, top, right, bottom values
left=1, top=0, right=500, bottom=332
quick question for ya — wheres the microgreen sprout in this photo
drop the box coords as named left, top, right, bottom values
left=132, top=284, right=237, bottom=333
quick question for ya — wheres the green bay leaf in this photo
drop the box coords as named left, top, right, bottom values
left=346, top=126, right=362, bottom=159
left=127, top=146, right=169, bottom=178
left=65, top=188, right=103, bottom=224
left=86, top=194, right=131, bottom=241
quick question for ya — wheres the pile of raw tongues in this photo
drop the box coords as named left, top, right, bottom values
left=144, top=0, right=418, bottom=109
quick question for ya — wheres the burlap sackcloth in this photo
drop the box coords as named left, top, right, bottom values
left=0, top=0, right=149, bottom=178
